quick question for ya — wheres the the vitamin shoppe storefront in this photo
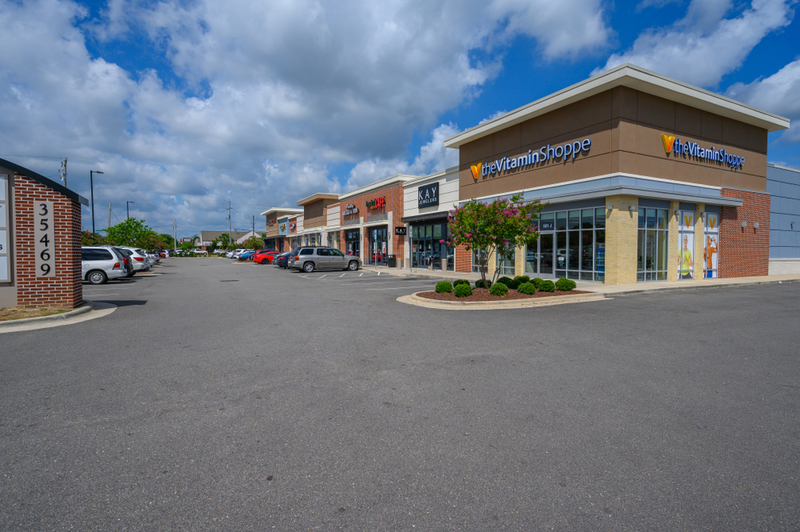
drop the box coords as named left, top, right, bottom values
left=444, top=64, right=789, bottom=284
left=337, top=175, right=414, bottom=267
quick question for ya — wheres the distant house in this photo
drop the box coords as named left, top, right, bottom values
left=194, top=230, right=255, bottom=251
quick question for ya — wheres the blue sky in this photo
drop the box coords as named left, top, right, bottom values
left=1, top=0, right=798, bottom=238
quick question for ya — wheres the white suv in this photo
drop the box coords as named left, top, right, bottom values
left=81, top=246, right=127, bottom=284
left=118, top=246, right=151, bottom=272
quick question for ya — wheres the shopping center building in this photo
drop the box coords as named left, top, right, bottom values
left=444, top=63, right=791, bottom=283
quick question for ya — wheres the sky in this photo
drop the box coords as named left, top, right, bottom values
left=1, top=0, right=798, bottom=238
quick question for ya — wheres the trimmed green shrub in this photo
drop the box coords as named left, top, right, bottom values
left=435, top=281, right=453, bottom=293
left=555, top=277, right=577, bottom=291
left=515, top=275, right=530, bottom=284
left=475, top=279, right=492, bottom=289
left=454, top=283, right=473, bottom=298
left=489, top=282, right=509, bottom=296
left=453, top=279, right=470, bottom=287
left=517, top=282, right=537, bottom=295
left=539, top=280, right=556, bottom=292
left=532, top=277, right=544, bottom=289
left=497, top=276, right=514, bottom=287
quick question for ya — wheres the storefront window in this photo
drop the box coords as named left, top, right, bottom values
left=471, top=248, right=486, bottom=273
left=412, top=222, right=449, bottom=270
left=526, top=206, right=606, bottom=281
left=638, top=208, right=670, bottom=281
left=496, top=245, right=515, bottom=276
left=368, top=226, right=388, bottom=265
left=345, top=230, right=360, bottom=257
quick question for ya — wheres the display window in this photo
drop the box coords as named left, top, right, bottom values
left=411, top=223, right=450, bottom=270
left=637, top=208, right=669, bottom=281
left=677, top=210, right=695, bottom=280
left=345, top=230, right=360, bottom=257
left=703, top=211, right=719, bottom=279
left=526, top=208, right=606, bottom=281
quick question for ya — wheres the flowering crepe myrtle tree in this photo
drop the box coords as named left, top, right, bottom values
left=443, top=194, right=544, bottom=285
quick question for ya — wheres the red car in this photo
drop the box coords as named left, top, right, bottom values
left=253, top=249, right=280, bottom=264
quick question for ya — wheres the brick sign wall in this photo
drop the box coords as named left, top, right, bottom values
left=13, top=174, right=83, bottom=309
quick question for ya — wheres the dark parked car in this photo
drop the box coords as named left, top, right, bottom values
left=274, top=251, right=290, bottom=269
left=112, top=246, right=136, bottom=277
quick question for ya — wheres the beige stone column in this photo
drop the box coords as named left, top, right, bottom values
left=667, top=201, right=680, bottom=281
left=487, top=245, right=497, bottom=278
left=604, top=195, right=638, bottom=284
left=514, top=244, right=526, bottom=277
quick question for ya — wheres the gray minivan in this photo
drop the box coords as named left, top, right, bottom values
left=81, top=246, right=128, bottom=284
left=288, top=247, right=360, bottom=273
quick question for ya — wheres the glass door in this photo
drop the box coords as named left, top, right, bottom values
left=369, top=227, right=387, bottom=265
left=540, top=233, right=554, bottom=276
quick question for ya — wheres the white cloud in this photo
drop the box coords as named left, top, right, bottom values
left=0, top=0, right=614, bottom=235
left=594, top=0, right=794, bottom=87
left=726, top=58, right=800, bottom=142
left=342, top=123, right=460, bottom=190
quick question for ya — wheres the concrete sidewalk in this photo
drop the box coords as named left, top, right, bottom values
left=362, top=264, right=800, bottom=296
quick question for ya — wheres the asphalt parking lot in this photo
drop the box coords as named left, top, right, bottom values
left=2, top=258, right=799, bottom=531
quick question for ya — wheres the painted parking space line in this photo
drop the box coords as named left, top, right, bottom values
left=359, top=273, right=364, bottom=277
left=318, top=274, right=327, bottom=280
left=340, top=273, right=346, bottom=277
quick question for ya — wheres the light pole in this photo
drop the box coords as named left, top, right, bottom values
left=90, top=170, right=104, bottom=233
left=127, top=201, right=135, bottom=219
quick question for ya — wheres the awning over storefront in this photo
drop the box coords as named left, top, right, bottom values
left=401, top=212, right=449, bottom=224
left=465, top=174, right=744, bottom=208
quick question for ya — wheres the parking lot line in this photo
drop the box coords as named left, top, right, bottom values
left=318, top=274, right=327, bottom=280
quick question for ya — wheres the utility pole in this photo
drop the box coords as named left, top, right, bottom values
left=252, top=215, right=255, bottom=237
left=108, top=204, right=111, bottom=229
left=60, top=158, right=67, bottom=188
left=227, top=201, right=232, bottom=247
left=173, top=219, right=177, bottom=250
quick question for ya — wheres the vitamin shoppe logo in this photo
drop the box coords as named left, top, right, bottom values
left=470, top=163, right=482, bottom=181
left=661, top=134, right=745, bottom=169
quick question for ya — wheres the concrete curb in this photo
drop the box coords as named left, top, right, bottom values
left=0, top=301, right=117, bottom=332
left=0, top=302, right=92, bottom=328
left=606, top=278, right=796, bottom=295
left=397, top=291, right=607, bottom=310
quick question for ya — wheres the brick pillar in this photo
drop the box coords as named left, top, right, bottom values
left=719, top=189, right=770, bottom=277
left=13, top=174, right=83, bottom=309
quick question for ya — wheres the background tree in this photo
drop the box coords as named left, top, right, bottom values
left=104, top=218, right=152, bottom=247
left=179, top=241, right=194, bottom=251
left=243, top=235, right=263, bottom=249
left=445, top=194, right=543, bottom=285
left=81, top=231, right=105, bottom=245
left=216, top=233, right=232, bottom=250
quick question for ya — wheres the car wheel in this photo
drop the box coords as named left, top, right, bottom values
left=87, top=270, right=107, bottom=284
left=348, top=261, right=359, bottom=271
left=303, top=262, right=315, bottom=273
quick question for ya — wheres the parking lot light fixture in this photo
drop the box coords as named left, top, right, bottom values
left=90, top=170, right=104, bottom=233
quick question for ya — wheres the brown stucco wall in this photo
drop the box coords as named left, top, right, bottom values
left=459, top=87, right=769, bottom=200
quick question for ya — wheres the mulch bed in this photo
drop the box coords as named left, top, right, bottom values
left=416, top=287, right=590, bottom=302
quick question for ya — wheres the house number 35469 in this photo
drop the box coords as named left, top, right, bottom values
left=34, top=200, right=55, bottom=278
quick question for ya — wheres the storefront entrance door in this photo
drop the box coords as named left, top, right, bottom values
left=368, top=227, right=388, bottom=265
